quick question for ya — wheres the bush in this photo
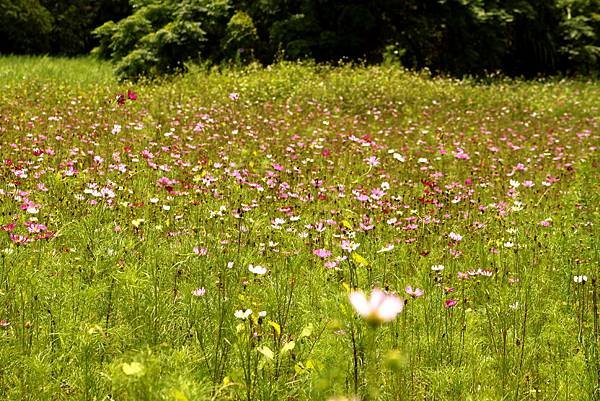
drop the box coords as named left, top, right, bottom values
left=93, top=0, right=240, bottom=80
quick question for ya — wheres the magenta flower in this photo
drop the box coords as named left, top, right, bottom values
left=444, top=299, right=458, bottom=309
left=127, top=89, right=138, bottom=101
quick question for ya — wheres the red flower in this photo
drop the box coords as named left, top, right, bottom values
left=116, top=93, right=126, bottom=105
left=127, top=89, right=138, bottom=101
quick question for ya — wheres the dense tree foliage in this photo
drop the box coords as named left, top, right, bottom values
left=0, top=0, right=131, bottom=55
left=1, top=0, right=598, bottom=78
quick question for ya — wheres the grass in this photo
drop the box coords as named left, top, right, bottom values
left=0, top=56, right=598, bottom=401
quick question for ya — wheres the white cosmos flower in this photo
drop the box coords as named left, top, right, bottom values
left=348, top=288, right=404, bottom=325
left=248, top=264, right=267, bottom=275
left=234, top=309, right=252, bottom=320
left=431, top=264, right=445, bottom=272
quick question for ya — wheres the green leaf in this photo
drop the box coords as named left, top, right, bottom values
left=257, top=345, right=274, bottom=360
left=352, top=252, right=369, bottom=267
left=281, top=340, right=295, bottom=354
left=299, top=323, right=313, bottom=339
left=122, top=362, right=145, bottom=376
left=172, top=390, right=189, bottom=401
left=268, top=320, right=281, bottom=336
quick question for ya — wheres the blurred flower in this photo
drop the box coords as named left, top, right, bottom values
left=365, top=156, right=380, bottom=167
left=573, top=275, right=588, bottom=284
left=348, top=288, right=403, bottom=325
left=313, top=248, right=331, bottom=258
left=192, top=287, right=206, bottom=297
left=444, top=299, right=458, bottom=309
left=449, top=232, right=463, bottom=242
left=341, top=240, right=360, bottom=252
left=377, top=243, right=395, bottom=253
left=234, top=309, right=252, bottom=320
left=405, top=286, right=424, bottom=298
left=127, top=89, right=137, bottom=101
left=193, top=246, right=208, bottom=256
left=248, top=264, right=267, bottom=275
left=431, top=264, right=445, bottom=272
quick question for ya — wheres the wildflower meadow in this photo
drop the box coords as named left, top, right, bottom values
left=0, top=57, right=598, bottom=400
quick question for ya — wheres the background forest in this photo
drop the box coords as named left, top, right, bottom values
left=1, top=0, right=599, bottom=79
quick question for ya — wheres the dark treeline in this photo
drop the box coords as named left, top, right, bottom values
left=1, top=0, right=599, bottom=79
left=0, top=0, right=131, bottom=55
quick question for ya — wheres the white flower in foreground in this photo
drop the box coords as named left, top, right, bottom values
left=349, top=288, right=404, bottom=325
left=248, top=264, right=267, bottom=275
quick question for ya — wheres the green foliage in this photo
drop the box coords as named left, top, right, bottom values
left=221, top=11, right=259, bottom=62
left=557, top=0, right=600, bottom=73
left=93, top=0, right=237, bottom=80
left=1, top=0, right=598, bottom=76
left=0, top=0, right=130, bottom=56
left=0, top=0, right=53, bottom=54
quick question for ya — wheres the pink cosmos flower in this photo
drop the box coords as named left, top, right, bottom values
left=522, top=180, right=535, bottom=188
left=341, top=240, right=359, bottom=252
left=25, top=221, right=47, bottom=234
left=349, top=288, right=404, bottom=325
left=127, top=89, right=137, bottom=101
left=192, top=287, right=206, bottom=296
left=449, top=232, right=463, bottom=242
left=453, top=148, right=470, bottom=160
left=9, top=234, right=30, bottom=245
left=193, top=246, right=208, bottom=256
left=405, top=286, right=424, bottom=298
left=313, top=248, right=332, bottom=258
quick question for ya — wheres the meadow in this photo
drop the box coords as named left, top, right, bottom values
left=0, top=56, right=598, bottom=401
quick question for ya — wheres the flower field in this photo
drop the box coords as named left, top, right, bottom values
left=0, top=57, right=598, bottom=400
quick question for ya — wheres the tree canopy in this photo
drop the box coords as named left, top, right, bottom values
left=1, top=0, right=598, bottom=79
